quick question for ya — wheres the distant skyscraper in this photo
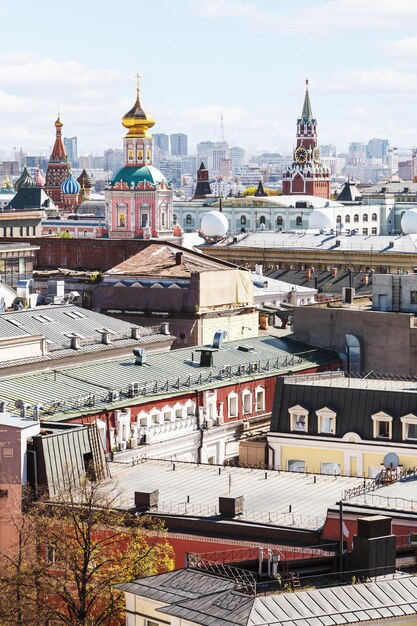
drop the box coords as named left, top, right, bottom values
left=153, top=133, right=169, bottom=153
left=320, top=144, right=337, bottom=158
left=170, top=133, right=188, bottom=156
left=348, top=142, right=367, bottom=165
left=64, top=136, right=78, bottom=163
left=104, top=148, right=124, bottom=174
left=367, top=138, right=390, bottom=164
left=229, top=146, right=247, bottom=173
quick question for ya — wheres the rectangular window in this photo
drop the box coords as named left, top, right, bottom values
left=321, top=417, right=335, bottom=434
left=376, top=421, right=390, bottom=438
left=3, top=448, right=13, bottom=458
left=141, top=213, right=149, bottom=227
left=228, top=395, right=238, bottom=418
left=243, top=393, right=251, bottom=414
left=256, top=389, right=265, bottom=411
left=288, top=459, right=306, bottom=472
left=407, top=423, right=417, bottom=439
left=410, top=291, right=417, bottom=305
left=294, top=415, right=306, bottom=431
left=321, top=462, right=341, bottom=475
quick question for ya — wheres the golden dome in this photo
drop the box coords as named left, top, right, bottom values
left=55, top=115, right=63, bottom=129
left=122, top=79, right=155, bottom=138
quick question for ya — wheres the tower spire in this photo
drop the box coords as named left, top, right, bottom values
left=301, top=77, right=313, bottom=123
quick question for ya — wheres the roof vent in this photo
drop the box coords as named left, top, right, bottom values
left=196, top=347, right=217, bottom=367
left=213, top=330, right=227, bottom=348
left=101, top=331, right=111, bottom=345
left=219, top=495, right=244, bottom=518
left=135, top=489, right=159, bottom=511
left=238, top=344, right=255, bottom=352
left=175, top=251, right=183, bottom=266
left=131, top=327, right=141, bottom=340
left=388, top=241, right=394, bottom=248
left=133, top=347, right=147, bottom=365
left=70, top=336, right=80, bottom=350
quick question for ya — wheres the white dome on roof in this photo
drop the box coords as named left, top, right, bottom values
left=401, top=208, right=417, bottom=235
left=309, top=208, right=334, bottom=231
left=201, top=210, right=229, bottom=237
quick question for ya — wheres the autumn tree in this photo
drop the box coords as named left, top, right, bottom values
left=0, top=471, right=174, bottom=626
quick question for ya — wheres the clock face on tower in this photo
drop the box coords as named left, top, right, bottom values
left=313, top=147, right=321, bottom=163
left=295, top=146, right=308, bottom=164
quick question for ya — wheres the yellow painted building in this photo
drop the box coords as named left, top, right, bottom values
left=268, top=373, right=417, bottom=477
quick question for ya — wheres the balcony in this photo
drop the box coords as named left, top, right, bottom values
left=138, top=415, right=198, bottom=444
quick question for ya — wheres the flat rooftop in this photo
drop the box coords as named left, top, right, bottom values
left=211, top=231, right=417, bottom=254
left=109, top=459, right=368, bottom=531
left=343, top=475, right=417, bottom=515
left=283, top=372, right=417, bottom=394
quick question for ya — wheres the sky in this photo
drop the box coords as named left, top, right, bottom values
left=2, top=0, right=417, bottom=155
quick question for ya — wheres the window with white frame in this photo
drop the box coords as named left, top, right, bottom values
left=255, top=386, right=265, bottom=411
left=228, top=392, right=238, bottom=418
left=316, top=407, right=336, bottom=435
left=174, top=404, right=186, bottom=419
left=321, top=462, right=341, bottom=475
left=288, top=459, right=306, bottom=472
left=289, top=405, right=309, bottom=432
left=242, top=389, right=252, bottom=414
left=371, top=411, right=393, bottom=439
left=401, top=414, right=417, bottom=440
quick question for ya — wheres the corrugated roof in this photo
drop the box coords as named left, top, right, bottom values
left=0, top=335, right=336, bottom=421
left=109, top=458, right=366, bottom=529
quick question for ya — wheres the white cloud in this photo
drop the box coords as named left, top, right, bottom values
left=389, top=35, right=417, bottom=57
left=191, top=0, right=417, bottom=34
left=321, top=67, right=417, bottom=95
left=180, top=104, right=250, bottom=127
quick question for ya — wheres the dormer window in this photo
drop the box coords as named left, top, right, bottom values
left=401, top=414, right=417, bottom=441
left=289, top=405, right=309, bottom=433
left=371, top=411, right=393, bottom=439
left=316, top=407, right=336, bottom=435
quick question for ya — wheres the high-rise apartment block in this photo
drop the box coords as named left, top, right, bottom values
left=64, top=136, right=78, bottom=163
left=367, top=138, right=390, bottom=164
left=170, top=133, right=188, bottom=156
left=104, top=148, right=124, bottom=174
left=153, top=133, right=169, bottom=154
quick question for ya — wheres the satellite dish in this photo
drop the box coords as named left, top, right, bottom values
left=383, top=452, right=399, bottom=469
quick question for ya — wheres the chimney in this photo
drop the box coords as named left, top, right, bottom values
left=131, top=327, right=141, bottom=340
left=350, top=515, right=396, bottom=577
left=71, top=336, right=80, bottom=350
left=0, top=401, right=9, bottom=413
left=133, top=347, right=147, bottom=365
left=219, top=495, right=244, bottom=517
left=161, top=322, right=170, bottom=335
left=135, top=489, right=159, bottom=511
left=175, top=251, right=183, bottom=266
left=101, top=331, right=111, bottom=345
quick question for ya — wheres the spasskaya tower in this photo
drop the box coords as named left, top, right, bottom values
left=282, top=79, right=330, bottom=199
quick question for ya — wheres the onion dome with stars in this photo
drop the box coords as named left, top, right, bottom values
left=122, top=74, right=155, bottom=137
left=33, top=167, right=45, bottom=187
left=14, top=166, right=36, bottom=192
left=61, top=172, right=81, bottom=195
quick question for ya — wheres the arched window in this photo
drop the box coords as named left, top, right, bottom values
left=345, top=215, right=351, bottom=223
left=83, top=229, right=88, bottom=236
left=260, top=216, right=266, bottom=225
left=296, top=216, right=302, bottom=226
left=372, top=213, right=377, bottom=221
left=48, top=229, right=52, bottom=235
left=240, top=215, right=246, bottom=225
left=363, top=213, right=368, bottom=222
left=173, top=214, right=178, bottom=225
left=276, top=216, right=283, bottom=226
left=186, top=214, right=192, bottom=224
left=336, top=215, right=341, bottom=223
left=353, top=214, right=359, bottom=222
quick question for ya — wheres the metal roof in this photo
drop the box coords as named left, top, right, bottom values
left=214, top=231, right=417, bottom=254
left=0, top=335, right=334, bottom=422
left=120, top=567, right=417, bottom=626
left=251, top=273, right=316, bottom=296
left=109, top=459, right=366, bottom=530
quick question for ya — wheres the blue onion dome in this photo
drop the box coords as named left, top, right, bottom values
left=61, top=172, right=81, bottom=195
left=15, top=166, right=36, bottom=192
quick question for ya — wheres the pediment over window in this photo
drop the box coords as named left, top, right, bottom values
left=289, top=405, right=308, bottom=415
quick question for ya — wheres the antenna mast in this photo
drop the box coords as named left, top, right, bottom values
left=221, top=114, right=224, bottom=143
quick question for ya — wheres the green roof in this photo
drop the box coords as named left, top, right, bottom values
left=110, top=165, right=166, bottom=187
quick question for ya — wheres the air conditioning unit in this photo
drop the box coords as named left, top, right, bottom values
left=129, top=437, right=137, bottom=449
left=250, top=362, right=259, bottom=373
left=204, top=418, right=213, bottom=429
left=240, top=421, right=249, bottom=431
left=109, top=390, right=120, bottom=402
left=128, top=382, right=140, bottom=397
left=217, top=415, right=224, bottom=426
left=239, top=364, right=247, bottom=375
left=118, top=441, right=127, bottom=451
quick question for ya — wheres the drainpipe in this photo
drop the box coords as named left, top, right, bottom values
left=195, top=389, right=203, bottom=464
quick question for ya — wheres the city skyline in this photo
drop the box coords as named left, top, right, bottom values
left=2, top=0, right=417, bottom=153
